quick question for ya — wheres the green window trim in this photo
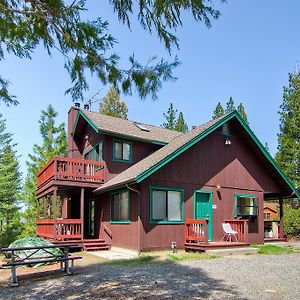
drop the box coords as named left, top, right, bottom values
left=84, top=141, right=104, bottom=162
left=112, top=139, right=132, bottom=163
left=110, top=189, right=131, bottom=224
left=149, top=186, right=184, bottom=225
left=234, top=193, right=258, bottom=218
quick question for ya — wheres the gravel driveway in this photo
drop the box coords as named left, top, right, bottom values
left=0, top=253, right=299, bottom=300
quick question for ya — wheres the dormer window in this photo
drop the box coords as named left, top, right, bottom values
left=113, top=140, right=132, bottom=163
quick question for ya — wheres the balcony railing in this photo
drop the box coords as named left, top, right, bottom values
left=36, top=219, right=82, bottom=240
left=185, top=219, right=208, bottom=244
left=225, top=219, right=249, bottom=242
left=37, top=156, right=106, bottom=188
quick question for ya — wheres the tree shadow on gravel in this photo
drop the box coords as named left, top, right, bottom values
left=0, top=258, right=246, bottom=300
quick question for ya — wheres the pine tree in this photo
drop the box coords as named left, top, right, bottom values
left=212, top=102, right=225, bottom=119
left=22, top=105, right=67, bottom=236
left=175, top=112, right=189, bottom=133
left=162, top=103, right=178, bottom=130
left=225, top=97, right=236, bottom=113
left=0, top=115, right=22, bottom=246
left=99, top=87, right=128, bottom=119
left=275, top=72, right=300, bottom=188
left=237, top=103, right=249, bottom=125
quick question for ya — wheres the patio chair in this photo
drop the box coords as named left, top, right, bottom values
left=221, top=223, right=238, bottom=242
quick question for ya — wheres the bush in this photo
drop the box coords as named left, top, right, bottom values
left=284, top=204, right=300, bottom=238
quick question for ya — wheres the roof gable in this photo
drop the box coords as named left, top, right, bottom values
left=72, top=109, right=181, bottom=144
left=95, top=111, right=299, bottom=198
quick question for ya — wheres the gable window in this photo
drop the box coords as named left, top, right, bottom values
left=110, top=190, right=130, bottom=223
left=84, top=141, right=103, bottom=162
left=235, top=194, right=258, bottom=217
left=113, top=140, right=132, bottom=162
left=264, top=212, right=271, bottom=219
left=150, top=187, right=184, bottom=224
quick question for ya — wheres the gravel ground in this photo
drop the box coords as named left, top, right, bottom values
left=0, top=253, right=299, bottom=300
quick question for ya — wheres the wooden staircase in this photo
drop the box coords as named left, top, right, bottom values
left=83, top=239, right=110, bottom=251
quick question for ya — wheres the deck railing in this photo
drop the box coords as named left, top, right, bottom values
left=185, top=219, right=208, bottom=244
left=37, top=156, right=107, bottom=188
left=37, top=219, right=82, bottom=240
left=225, top=219, right=249, bottom=242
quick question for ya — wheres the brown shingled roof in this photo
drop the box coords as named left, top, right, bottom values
left=83, top=110, right=182, bottom=144
left=95, top=113, right=229, bottom=193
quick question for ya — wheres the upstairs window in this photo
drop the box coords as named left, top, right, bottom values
left=264, top=212, right=271, bottom=219
left=113, top=140, right=132, bottom=162
left=150, top=187, right=184, bottom=224
left=235, top=194, right=258, bottom=217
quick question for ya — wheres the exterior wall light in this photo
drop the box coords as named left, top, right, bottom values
left=225, top=138, right=232, bottom=145
left=216, top=184, right=221, bottom=191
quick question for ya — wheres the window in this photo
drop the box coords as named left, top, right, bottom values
left=150, top=187, right=184, bottom=224
left=264, top=212, right=271, bottom=219
left=235, top=194, right=258, bottom=217
left=113, top=140, right=132, bottom=162
left=84, top=141, right=103, bottom=162
left=110, top=191, right=130, bottom=223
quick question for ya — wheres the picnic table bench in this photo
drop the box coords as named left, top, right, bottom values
left=0, top=244, right=82, bottom=286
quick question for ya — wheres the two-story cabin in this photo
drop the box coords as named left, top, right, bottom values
left=36, top=106, right=299, bottom=251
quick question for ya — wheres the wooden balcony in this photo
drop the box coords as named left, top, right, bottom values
left=37, top=219, right=82, bottom=240
left=37, top=156, right=107, bottom=189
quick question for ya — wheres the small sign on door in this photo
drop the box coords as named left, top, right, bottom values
left=212, top=204, right=217, bottom=209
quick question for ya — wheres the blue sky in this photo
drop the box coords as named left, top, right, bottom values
left=1, top=1, right=300, bottom=178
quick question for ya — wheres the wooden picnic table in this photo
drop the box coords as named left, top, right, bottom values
left=0, top=244, right=82, bottom=286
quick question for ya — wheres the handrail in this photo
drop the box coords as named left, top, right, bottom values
left=103, top=225, right=112, bottom=239
left=185, top=219, right=208, bottom=244
left=37, top=156, right=107, bottom=188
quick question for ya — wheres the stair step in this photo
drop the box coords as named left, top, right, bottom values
left=83, top=239, right=105, bottom=243
left=84, top=242, right=108, bottom=247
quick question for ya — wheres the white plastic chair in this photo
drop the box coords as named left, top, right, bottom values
left=221, top=223, right=238, bottom=242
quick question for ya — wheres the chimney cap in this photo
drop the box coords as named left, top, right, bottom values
left=74, top=102, right=80, bottom=108
left=83, top=104, right=89, bottom=110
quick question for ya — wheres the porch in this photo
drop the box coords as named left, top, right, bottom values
left=184, top=219, right=250, bottom=250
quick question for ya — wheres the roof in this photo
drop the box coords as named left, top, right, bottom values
left=95, top=111, right=300, bottom=197
left=264, top=202, right=279, bottom=212
left=73, top=109, right=182, bottom=144
left=95, top=113, right=228, bottom=193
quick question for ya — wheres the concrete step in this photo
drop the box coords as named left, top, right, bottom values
left=205, top=247, right=258, bottom=256
left=84, top=245, right=110, bottom=251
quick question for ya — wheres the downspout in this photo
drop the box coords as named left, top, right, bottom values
left=126, top=184, right=141, bottom=253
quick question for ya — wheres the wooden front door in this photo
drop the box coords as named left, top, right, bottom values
left=194, top=191, right=213, bottom=241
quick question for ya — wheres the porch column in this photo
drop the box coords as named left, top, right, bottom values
left=36, top=198, right=40, bottom=220
left=53, top=187, right=57, bottom=240
left=44, top=197, right=47, bottom=219
left=80, top=188, right=84, bottom=240
left=279, top=197, right=284, bottom=238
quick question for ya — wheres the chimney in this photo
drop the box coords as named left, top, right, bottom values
left=74, top=102, right=80, bottom=108
left=83, top=104, right=89, bottom=110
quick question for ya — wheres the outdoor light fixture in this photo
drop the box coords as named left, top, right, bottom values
left=225, top=138, right=232, bottom=145
left=171, top=242, right=177, bottom=253
left=216, top=184, right=221, bottom=191
left=84, top=134, right=90, bottom=140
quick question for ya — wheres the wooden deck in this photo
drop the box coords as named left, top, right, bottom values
left=185, top=241, right=250, bottom=251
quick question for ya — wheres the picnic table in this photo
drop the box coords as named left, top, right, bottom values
left=0, top=244, right=82, bottom=286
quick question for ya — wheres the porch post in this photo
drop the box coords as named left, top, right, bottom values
left=53, top=187, right=57, bottom=240
left=36, top=198, right=40, bottom=220
left=44, top=197, right=47, bottom=219
left=80, top=188, right=84, bottom=240
left=279, top=197, right=284, bottom=238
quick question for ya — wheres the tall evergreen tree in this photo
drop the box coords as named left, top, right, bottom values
left=275, top=72, right=300, bottom=188
left=175, top=112, right=189, bottom=133
left=237, top=103, right=249, bottom=125
left=225, top=97, right=236, bottom=113
left=212, top=102, right=225, bottom=119
left=0, top=115, right=22, bottom=246
left=99, top=87, right=128, bottom=119
left=22, top=105, right=67, bottom=236
left=162, top=103, right=178, bottom=130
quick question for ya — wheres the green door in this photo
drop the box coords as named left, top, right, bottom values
left=194, top=191, right=213, bottom=241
